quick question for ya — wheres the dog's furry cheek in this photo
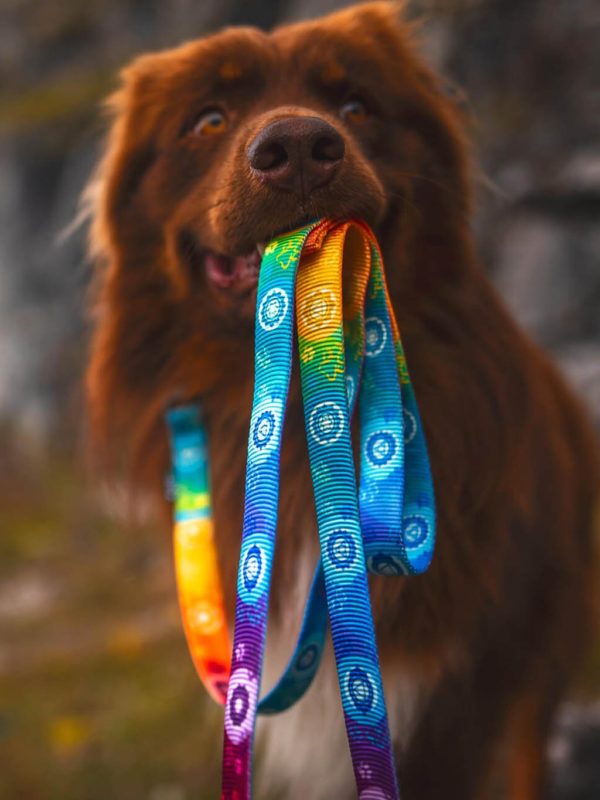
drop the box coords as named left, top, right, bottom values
left=163, top=224, right=196, bottom=298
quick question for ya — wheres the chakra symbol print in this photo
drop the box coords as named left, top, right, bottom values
left=403, top=408, right=417, bottom=444
left=339, top=655, right=385, bottom=726
left=327, top=530, right=357, bottom=569
left=403, top=515, right=430, bottom=549
left=224, top=668, right=259, bottom=745
left=348, top=667, right=375, bottom=713
left=365, top=316, right=387, bottom=357
left=167, top=219, right=436, bottom=800
left=242, top=544, right=262, bottom=591
left=309, top=401, right=345, bottom=446
left=365, top=430, right=399, bottom=468
left=295, top=643, right=319, bottom=672
left=258, top=287, right=289, bottom=331
left=253, top=410, right=275, bottom=450
left=238, top=538, right=267, bottom=605
left=299, top=287, right=338, bottom=335
left=248, top=398, right=283, bottom=463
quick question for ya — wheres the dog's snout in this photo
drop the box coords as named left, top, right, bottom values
left=247, top=115, right=344, bottom=197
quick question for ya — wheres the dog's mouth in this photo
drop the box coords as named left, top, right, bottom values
left=198, top=213, right=330, bottom=297
left=204, top=243, right=266, bottom=295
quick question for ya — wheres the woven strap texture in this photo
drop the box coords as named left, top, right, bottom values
left=166, top=219, right=435, bottom=800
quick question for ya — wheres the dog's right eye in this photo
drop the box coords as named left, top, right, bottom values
left=339, top=97, right=369, bottom=124
left=191, top=109, right=228, bottom=137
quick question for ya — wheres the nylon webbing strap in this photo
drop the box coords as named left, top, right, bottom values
left=166, top=219, right=435, bottom=800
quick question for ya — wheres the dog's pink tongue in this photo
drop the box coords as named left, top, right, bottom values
left=206, top=250, right=261, bottom=293
left=231, top=251, right=261, bottom=292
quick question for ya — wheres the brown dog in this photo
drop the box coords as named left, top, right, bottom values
left=85, top=3, right=599, bottom=798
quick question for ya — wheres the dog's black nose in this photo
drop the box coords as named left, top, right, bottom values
left=247, top=116, right=344, bottom=197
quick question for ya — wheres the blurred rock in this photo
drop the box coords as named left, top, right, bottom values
left=550, top=703, right=600, bottom=800
left=494, top=196, right=600, bottom=341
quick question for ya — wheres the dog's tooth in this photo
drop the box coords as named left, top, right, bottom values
left=257, top=243, right=265, bottom=257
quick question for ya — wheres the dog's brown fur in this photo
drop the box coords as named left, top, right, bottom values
left=86, top=3, right=599, bottom=797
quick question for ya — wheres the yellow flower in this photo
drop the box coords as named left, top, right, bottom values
left=48, top=716, right=91, bottom=757
left=297, top=287, right=340, bottom=342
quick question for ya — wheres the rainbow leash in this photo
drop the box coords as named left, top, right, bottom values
left=166, top=219, right=435, bottom=799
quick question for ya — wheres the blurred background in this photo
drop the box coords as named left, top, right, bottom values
left=0, top=0, right=599, bottom=798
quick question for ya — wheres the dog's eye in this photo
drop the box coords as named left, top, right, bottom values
left=192, top=109, right=228, bottom=137
left=339, top=98, right=368, bottom=124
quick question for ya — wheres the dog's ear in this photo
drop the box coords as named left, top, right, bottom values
left=364, top=1, right=475, bottom=220
left=86, top=55, right=165, bottom=268
left=330, top=1, right=407, bottom=27
left=328, top=1, right=413, bottom=42
left=335, top=2, right=475, bottom=286
left=84, top=55, right=179, bottom=481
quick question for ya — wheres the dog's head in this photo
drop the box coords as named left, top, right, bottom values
left=87, top=1, right=473, bottom=485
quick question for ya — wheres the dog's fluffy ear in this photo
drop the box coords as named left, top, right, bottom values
left=330, top=1, right=407, bottom=26
left=313, top=1, right=406, bottom=46
left=85, top=60, right=161, bottom=268
left=84, top=55, right=178, bottom=482
left=349, top=2, right=474, bottom=216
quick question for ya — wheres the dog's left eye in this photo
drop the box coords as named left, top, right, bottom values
left=192, top=109, right=228, bottom=137
left=339, top=98, right=369, bottom=123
